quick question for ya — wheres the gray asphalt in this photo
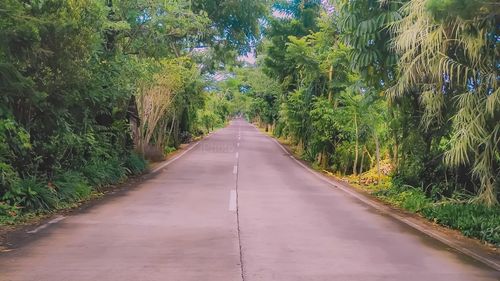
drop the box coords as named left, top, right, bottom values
left=0, top=119, right=498, bottom=281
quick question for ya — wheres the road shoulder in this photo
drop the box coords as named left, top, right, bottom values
left=0, top=138, right=203, bottom=253
left=257, top=125, right=500, bottom=271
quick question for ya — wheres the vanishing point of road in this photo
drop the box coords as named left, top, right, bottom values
left=0, top=119, right=498, bottom=281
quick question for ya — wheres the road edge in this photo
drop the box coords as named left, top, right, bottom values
left=253, top=124, right=500, bottom=271
left=0, top=129, right=219, bottom=251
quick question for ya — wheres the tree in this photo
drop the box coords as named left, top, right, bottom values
left=0, top=0, right=270, bottom=213
left=192, top=0, right=268, bottom=55
left=263, top=0, right=321, bottom=88
left=336, top=0, right=402, bottom=86
left=389, top=0, right=499, bottom=205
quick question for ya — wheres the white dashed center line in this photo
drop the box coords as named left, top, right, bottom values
left=27, top=216, right=66, bottom=234
left=228, top=190, right=237, bottom=211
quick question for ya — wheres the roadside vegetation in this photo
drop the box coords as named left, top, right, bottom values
left=0, top=0, right=265, bottom=223
left=220, top=0, right=499, bottom=245
left=1, top=0, right=498, bottom=246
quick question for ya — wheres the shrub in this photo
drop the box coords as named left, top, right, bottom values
left=124, top=153, right=147, bottom=176
left=375, top=186, right=431, bottom=212
left=2, top=178, right=57, bottom=211
left=0, top=201, right=19, bottom=218
left=400, top=190, right=431, bottom=212
left=164, top=146, right=176, bottom=155
left=0, top=162, right=19, bottom=197
left=81, top=158, right=126, bottom=188
left=179, top=131, right=192, bottom=143
left=53, top=171, right=92, bottom=203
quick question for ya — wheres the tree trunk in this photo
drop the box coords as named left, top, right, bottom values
left=364, top=146, right=374, bottom=168
left=155, top=118, right=168, bottom=150
left=353, top=113, right=359, bottom=175
left=374, top=133, right=381, bottom=185
left=321, top=148, right=328, bottom=169
left=165, top=113, right=176, bottom=149
left=359, top=146, right=365, bottom=184
left=328, top=65, right=333, bottom=102
left=393, top=138, right=399, bottom=169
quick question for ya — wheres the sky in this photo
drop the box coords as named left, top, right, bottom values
left=238, top=52, right=257, bottom=64
left=235, top=8, right=288, bottom=65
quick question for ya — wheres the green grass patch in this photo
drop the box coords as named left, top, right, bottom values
left=375, top=185, right=500, bottom=246
left=375, top=186, right=431, bottom=212
left=421, top=203, right=500, bottom=246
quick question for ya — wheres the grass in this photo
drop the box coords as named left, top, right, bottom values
left=372, top=185, right=500, bottom=246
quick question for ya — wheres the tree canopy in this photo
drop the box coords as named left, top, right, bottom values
left=0, top=0, right=498, bottom=244
left=238, top=0, right=499, bottom=208
left=0, top=0, right=267, bottom=218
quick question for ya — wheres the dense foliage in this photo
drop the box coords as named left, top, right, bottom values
left=0, top=0, right=265, bottom=220
left=0, top=0, right=498, bottom=244
left=221, top=1, right=498, bottom=243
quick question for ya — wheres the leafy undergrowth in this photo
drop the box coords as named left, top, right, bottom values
left=421, top=203, right=500, bottom=246
left=164, top=146, right=177, bottom=155
left=374, top=185, right=500, bottom=246
left=375, top=185, right=432, bottom=212
left=0, top=153, right=147, bottom=225
left=339, top=166, right=500, bottom=246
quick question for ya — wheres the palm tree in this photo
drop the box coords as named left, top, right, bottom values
left=389, top=0, right=498, bottom=205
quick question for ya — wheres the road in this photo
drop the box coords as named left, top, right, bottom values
left=0, top=119, right=498, bottom=281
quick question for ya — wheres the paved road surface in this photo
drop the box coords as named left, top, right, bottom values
left=0, top=119, right=498, bottom=280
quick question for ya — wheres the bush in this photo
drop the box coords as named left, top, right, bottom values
left=53, top=171, right=92, bottom=203
left=375, top=186, right=431, bottom=212
left=124, top=153, right=147, bottom=176
left=0, top=201, right=19, bottom=218
left=392, top=160, right=424, bottom=188
left=164, top=146, right=176, bottom=155
left=0, top=162, right=20, bottom=197
left=2, top=178, right=57, bottom=211
left=0, top=154, right=147, bottom=223
left=81, top=158, right=126, bottom=188
left=421, top=203, right=500, bottom=246
left=179, top=131, right=192, bottom=143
